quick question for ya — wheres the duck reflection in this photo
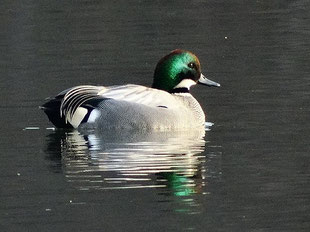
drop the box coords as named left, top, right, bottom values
left=45, top=128, right=209, bottom=197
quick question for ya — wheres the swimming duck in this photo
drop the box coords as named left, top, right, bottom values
left=41, top=49, right=220, bottom=130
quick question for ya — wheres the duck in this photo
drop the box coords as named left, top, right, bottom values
left=41, top=49, right=220, bottom=131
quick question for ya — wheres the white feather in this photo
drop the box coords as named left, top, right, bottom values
left=87, top=109, right=100, bottom=123
left=174, top=79, right=196, bottom=89
left=70, top=107, right=88, bottom=128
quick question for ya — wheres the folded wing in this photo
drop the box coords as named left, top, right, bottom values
left=54, top=84, right=180, bottom=128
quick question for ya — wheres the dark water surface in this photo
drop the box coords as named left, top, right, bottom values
left=1, top=1, right=309, bottom=231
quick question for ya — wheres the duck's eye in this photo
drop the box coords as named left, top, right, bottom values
left=188, top=62, right=195, bottom=69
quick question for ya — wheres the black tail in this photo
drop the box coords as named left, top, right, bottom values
left=41, top=97, right=73, bottom=129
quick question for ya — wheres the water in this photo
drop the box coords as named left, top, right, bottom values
left=1, top=1, right=309, bottom=231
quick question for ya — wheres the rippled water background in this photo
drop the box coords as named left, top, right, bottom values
left=1, top=1, right=309, bottom=231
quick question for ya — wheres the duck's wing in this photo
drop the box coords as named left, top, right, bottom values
left=98, top=84, right=179, bottom=108
left=60, top=84, right=179, bottom=118
left=43, top=84, right=180, bottom=128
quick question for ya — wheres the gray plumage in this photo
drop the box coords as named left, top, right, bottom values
left=57, top=84, right=206, bottom=131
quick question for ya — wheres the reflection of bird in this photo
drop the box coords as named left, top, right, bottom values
left=41, top=50, right=220, bottom=130
left=43, top=129, right=206, bottom=191
left=45, top=129, right=206, bottom=177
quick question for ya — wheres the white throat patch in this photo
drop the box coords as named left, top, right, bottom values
left=174, top=79, right=196, bottom=89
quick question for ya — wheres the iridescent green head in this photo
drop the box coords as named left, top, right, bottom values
left=152, top=49, right=220, bottom=92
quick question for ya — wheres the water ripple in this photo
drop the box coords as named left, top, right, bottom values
left=45, top=128, right=213, bottom=197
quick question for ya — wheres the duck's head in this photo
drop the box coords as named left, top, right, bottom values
left=152, top=49, right=220, bottom=92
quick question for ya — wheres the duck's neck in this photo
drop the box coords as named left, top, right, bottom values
left=169, top=88, right=189, bottom=93
left=152, top=58, right=181, bottom=92
left=152, top=72, right=175, bottom=92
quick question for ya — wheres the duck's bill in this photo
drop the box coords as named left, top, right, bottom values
left=198, top=73, right=221, bottom=87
